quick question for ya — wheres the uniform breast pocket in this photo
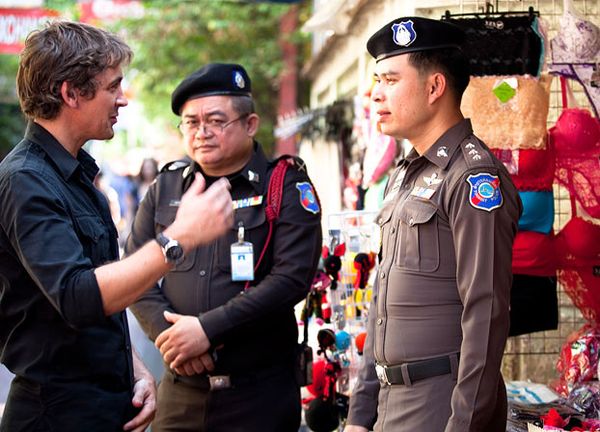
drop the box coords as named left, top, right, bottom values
left=73, top=215, right=111, bottom=265
left=216, top=206, right=267, bottom=274
left=154, top=207, right=196, bottom=272
left=394, top=199, right=440, bottom=272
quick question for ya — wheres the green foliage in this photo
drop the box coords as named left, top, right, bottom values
left=115, top=0, right=304, bottom=154
left=0, top=55, right=25, bottom=159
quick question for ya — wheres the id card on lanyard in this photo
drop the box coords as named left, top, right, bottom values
left=231, top=225, right=254, bottom=281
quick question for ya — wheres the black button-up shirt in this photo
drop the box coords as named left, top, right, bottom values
left=0, top=122, right=132, bottom=391
left=126, top=144, right=322, bottom=375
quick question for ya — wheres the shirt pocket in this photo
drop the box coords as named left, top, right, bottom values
left=154, top=206, right=196, bottom=272
left=73, top=215, right=111, bottom=265
left=216, top=205, right=267, bottom=274
left=394, top=199, right=440, bottom=273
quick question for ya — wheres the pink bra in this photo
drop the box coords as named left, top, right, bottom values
left=551, top=108, right=600, bottom=157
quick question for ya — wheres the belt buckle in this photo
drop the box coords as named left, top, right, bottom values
left=209, top=375, right=231, bottom=390
left=375, top=364, right=391, bottom=386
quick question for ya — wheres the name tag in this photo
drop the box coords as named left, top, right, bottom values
left=231, top=242, right=254, bottom=281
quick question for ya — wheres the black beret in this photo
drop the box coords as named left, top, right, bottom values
left=171, top=63, right=252, bottom=115
left=367, top=16, right=465, bottom=62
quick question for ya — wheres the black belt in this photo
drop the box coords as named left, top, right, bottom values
left=169, top=362, right=290, bottom=391
left=375, top=353, right=459, bottom=386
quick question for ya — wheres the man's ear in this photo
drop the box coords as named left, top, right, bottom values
left=245, top=113, right=260, bottom=137
left=427, top=72, right=447, bottom=104
left=60, top=82, right=78, bottom=108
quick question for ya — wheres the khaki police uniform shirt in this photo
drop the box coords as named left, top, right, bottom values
left=348, top=119, right=522, bottom=430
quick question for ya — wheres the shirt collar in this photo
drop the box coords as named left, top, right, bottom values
left=422, top=119, right=474, bottom=169
left=25, top=121, right=99, bottom=181
left=233, top=143, right=269, bottom=193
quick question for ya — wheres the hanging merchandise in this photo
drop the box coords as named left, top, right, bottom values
left=551, top=78, right=600, bottom=219
left=491, top=145, right=555, bottom=191
left=353, top=252, right=376, bottom=289
left=509, top=275, right=558, bottom=337
left=512, top=230, right=557, bottom=277
left=517, top=191, right=555, bottom=234
left=549, top=0, right=600, bottom=118
left=461, top=74, right=553, bottom=150
left=322, top=243, right=346, bottom=291
left=442, top=6, right=543, bottom=77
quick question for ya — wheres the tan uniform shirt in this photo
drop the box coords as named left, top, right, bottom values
left=348, top=119, right=522, bottom=431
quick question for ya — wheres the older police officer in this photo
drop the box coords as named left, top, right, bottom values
left=344, top=17, right=522, bottom=432
left=125, top=63, right=322, bottom=432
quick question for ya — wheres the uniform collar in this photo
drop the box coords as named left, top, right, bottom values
left=225, top=142, right=269, bottom=194
left=186, top=142, right=268, bottom=194
left=422, top=119, right=473, bottom=170
left=25, top=121, right=98, bottom=181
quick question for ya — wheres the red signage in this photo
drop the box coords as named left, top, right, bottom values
left=79, top=0, right=144, bottom=25
left=0, top=8, right=59, bottom=55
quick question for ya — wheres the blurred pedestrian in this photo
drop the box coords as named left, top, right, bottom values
left=136, top=157, right=159, bottom=202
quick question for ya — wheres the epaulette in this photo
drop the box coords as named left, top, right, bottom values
left=160, top=158, right=191, bottom=173
left=271, top=154, right=307, bottom=173
left=460, top=137, right=495, bottom=169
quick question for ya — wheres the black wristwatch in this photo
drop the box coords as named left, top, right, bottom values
left=156, top=232, right=185, bottom=265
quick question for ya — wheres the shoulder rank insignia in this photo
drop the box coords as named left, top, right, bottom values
left=296, top=182, right=320, bottom=214
left=466, top=173, right=503, bottom=212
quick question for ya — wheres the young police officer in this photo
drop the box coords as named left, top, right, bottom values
left=126, top=63, right=322, bottom=431
left=345, top=17, right=522, bottom=432
left=0, top=21, right=233, bottom=432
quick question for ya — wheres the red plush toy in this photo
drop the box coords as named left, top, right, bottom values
left=353, top=252, right=376, bottom=289
left=322, top=243, right=346, bottom=291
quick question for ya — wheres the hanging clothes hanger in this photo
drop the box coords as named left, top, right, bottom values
left=442, top=5, right=539, bottom=22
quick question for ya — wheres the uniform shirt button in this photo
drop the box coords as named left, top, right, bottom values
left=377, top=318, right=383, bottom=326
left=200, top=270, right=206, bottom=276
left=391, top=227, right=396, bottom=234
left=380, top=272, right=386, bottom=279
left=409, top=217, right=414, bottom=226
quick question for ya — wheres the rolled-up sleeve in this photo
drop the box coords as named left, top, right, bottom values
left=0, top=170, right=105, bottom=328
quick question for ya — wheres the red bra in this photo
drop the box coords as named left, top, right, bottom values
left=492, top=145, right=555, bottom=191
left=551, top=108, right=600, bottom=157
left=551, top=77, right=600, bottom=218
left=512, top=231, right=557, bottom=276
left=556, top=216, right=600, bottom=268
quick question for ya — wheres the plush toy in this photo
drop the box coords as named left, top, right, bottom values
left=300, top=270, right=331, bottom=325
left=322, top=243, right=346, bottom=290
left=353, top=252, right=376, bottom=289
left=355, top=332, right=367, bottom=355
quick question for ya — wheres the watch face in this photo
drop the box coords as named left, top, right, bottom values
left=166, top=245, right=184, bottom=262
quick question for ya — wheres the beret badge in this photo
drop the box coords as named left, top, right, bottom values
left=392, top=20, right=417, bottom=47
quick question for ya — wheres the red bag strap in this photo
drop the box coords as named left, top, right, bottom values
left=244, top=157, right=292, bottom=290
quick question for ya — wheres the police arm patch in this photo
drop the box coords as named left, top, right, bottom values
left=466, top=173, right=503, bottom=212
left=296, top=182, right=320, bottom=214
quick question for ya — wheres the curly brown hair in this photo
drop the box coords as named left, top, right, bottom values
left=16, top=20, right=133, bottom=120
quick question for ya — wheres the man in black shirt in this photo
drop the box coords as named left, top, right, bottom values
left=0, top=21, right=233, bottom=432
